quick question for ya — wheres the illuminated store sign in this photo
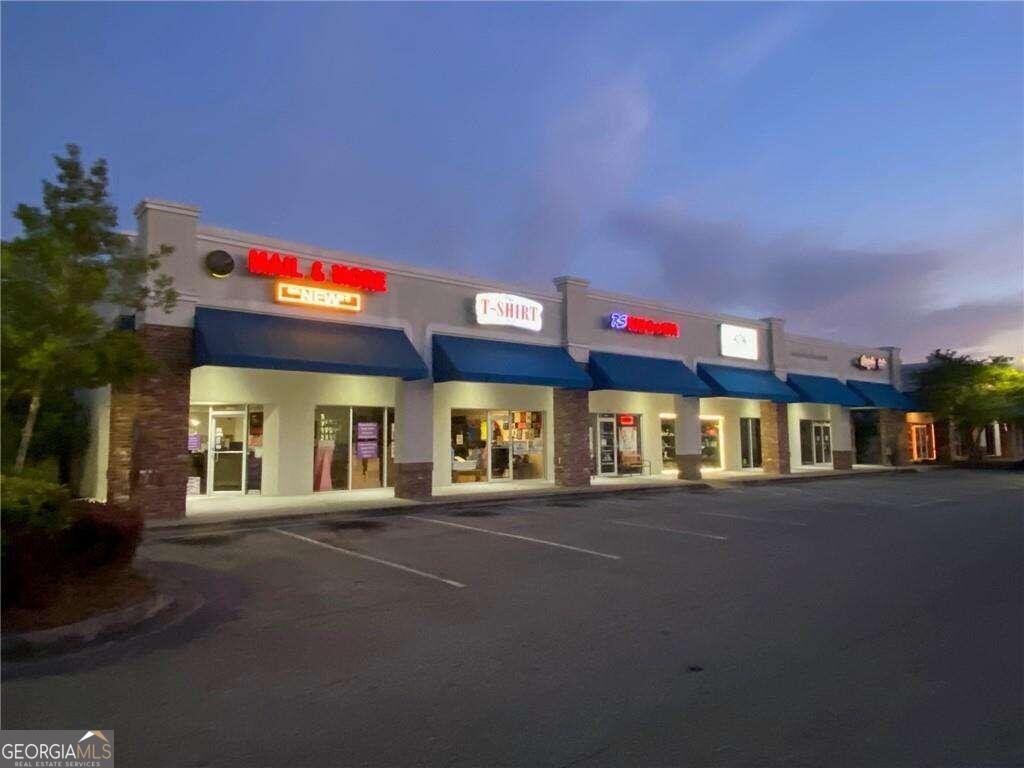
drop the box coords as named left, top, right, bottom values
left=475, top=292, right=543, bottom=332
left=609, top=312, right=679, bottom=338
left=854, top=354, right=888, bottom=371
left=248, top=249, right=387, bottom=293
left=275, top=281, right=362, bottom=312
left=720, top=323, right=758, bottom=360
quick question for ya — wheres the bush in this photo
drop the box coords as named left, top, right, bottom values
left=2, top=477, right=142, bottom=610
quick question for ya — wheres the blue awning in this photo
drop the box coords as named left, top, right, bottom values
left=787, top=373, right=869, bottom=407
left=589, top=352, right=712, bottom=397
left=846, top=380, right=918, bottom=411
left=193, top=307, right=428, bottom=380
left=433, top=334, right=591, bottom=389
left=696, top=363, right=800, bottom=403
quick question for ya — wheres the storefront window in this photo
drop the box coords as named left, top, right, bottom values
left=616, top=414, right=643, bottom=474
left=313, top=406, right=395, bottom=492
left=700, top=417, right=722, bottom=469
left=187, top=407, right=210, bottom=495
left=451, top=409, right=544, bottom=483
left=910, top=423, right=935, bottom=461
left=660, top=418, right=677, bottom=471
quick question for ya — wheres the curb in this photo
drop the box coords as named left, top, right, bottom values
left=2, top=587, right=176, bottom=660
left=143, top=467, right=918, bottom=539
left=145, top=481, right=714, bottom=539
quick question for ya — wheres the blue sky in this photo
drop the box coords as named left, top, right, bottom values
left=3, top=2, right=1021, bottom=360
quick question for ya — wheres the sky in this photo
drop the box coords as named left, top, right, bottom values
left=3, top=2, right=1021, bottom=362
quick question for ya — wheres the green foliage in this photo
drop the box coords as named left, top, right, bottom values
left=2, top=390, right=89, bottom=476
left=0, top=476, right=73, bottom=537
left=1, top=144, right=178, bottom=473
left=913, top=350, right=1024, bottom=458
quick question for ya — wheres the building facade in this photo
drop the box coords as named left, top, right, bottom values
left=77, top=200, right=932, bottom=519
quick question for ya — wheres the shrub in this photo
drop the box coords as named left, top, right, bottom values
left=2, top=477, right=142, bottom=610
left=66, top=500, right=143, bottom=573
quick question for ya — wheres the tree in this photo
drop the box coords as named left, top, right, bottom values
left=1, top=144, right=177, bottom=475
left=913, top=350, right=1024, bottom=461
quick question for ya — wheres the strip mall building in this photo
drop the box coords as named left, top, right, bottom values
left=77, top=200, right=977, bottom=519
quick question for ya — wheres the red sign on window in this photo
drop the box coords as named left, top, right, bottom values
left=618, top=414, right=635, bottom=426
left=248, top=249, right=387, bottom=293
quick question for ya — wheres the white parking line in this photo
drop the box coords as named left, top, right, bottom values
left=692, top=510, right=808, bottom=527
left=409, top=517, right=621, bottom=560
left=271, top=528, right=466, bottom=588
left=611, top=520, right=728, bottom=541
left=907, top=498, right=953, bottom=508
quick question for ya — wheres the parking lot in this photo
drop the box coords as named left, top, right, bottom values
left=3, top=470, right=1022, bottom=767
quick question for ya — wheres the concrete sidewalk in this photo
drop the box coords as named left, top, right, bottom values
left=146, top=466, right=915, bottom=536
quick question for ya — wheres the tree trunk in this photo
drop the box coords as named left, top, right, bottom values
left=966, top=426, right=985, bottom=464
left=12, top=384, right=43, bottom=475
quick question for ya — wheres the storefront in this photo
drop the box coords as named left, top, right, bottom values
left=432, top=333, right=590, bottom=488
left=75, top=199, right=927, bottom=519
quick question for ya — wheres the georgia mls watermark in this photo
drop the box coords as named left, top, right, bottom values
left=1, top=730, right=114, bottom=768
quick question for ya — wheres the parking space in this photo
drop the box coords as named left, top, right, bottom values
left=5, top=470, right=1022, bottom=767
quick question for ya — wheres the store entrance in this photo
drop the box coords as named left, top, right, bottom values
left=852, top=410, right=881, bottom=464
left=187, top=404, right=263, bottom=497
left=800, top=420, right=833, bottom=465
left=739, top=417, right=762, bottom=469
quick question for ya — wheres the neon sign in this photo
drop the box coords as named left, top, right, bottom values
left=854, top=354, right=888, bottom=371
left=609, top=312, right=679, bottom=338
left=618, top=414, right=635, bottom=426
left=475, top=292, right=543, bottom=332
left=248, top=249, right=387, bottom=293
left=275, top=281, right=362, bottom=312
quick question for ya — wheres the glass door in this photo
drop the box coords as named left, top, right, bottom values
left=911, top=424, right=935, bottom=461
left=488, top=410, right=511, bottom=481
left=813, top=422, right=832, bottom=464
left=597, top=416, right=617, bottom=475
left=740, top=417, right=762, bottom=469
left=210, top=410, right=247, bottom=493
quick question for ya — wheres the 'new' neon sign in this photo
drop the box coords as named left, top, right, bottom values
left=275, top=281, right=363, bottom=312
left=249, top=249, right=387, bottom=293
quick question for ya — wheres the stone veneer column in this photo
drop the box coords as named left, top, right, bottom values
left=829, top=405, right=854, bottom=470
left=878, top=408, right=911, bottom=466
left=760, top=401, right=791, bottom=474
left=553, top=388, right=591, bottom=487
left=673, top=395, right=702, bottom=480
left=394, top=378, right=434, bottom=499
left=934, top=419, right=953, bottom=464
left=107, top=324, right=193, bottom=519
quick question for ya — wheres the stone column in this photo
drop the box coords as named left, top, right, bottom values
left=673, top=395, right=702, bottom=480
left=760, top=401, right=791, bottom=474
left=878, top=408, right=911, bottom=466
left=934, top=419, right=953, bottom=464
left=106, top=324, right=194, bottom=520
left=394, top=378, right=434, bottom=499
left=553, top=388, right=591, bottom=487
left=829, top=405, right=854, bottom=470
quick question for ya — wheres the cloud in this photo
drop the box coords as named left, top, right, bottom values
left=509, top=76, right=651, bottom=274
left=605, top=200, right=1022, bottom=361
left=707, top=7, right=817, bottom=83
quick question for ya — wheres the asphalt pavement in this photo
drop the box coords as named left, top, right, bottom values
left=3, top=470, right=1022, bottom=767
